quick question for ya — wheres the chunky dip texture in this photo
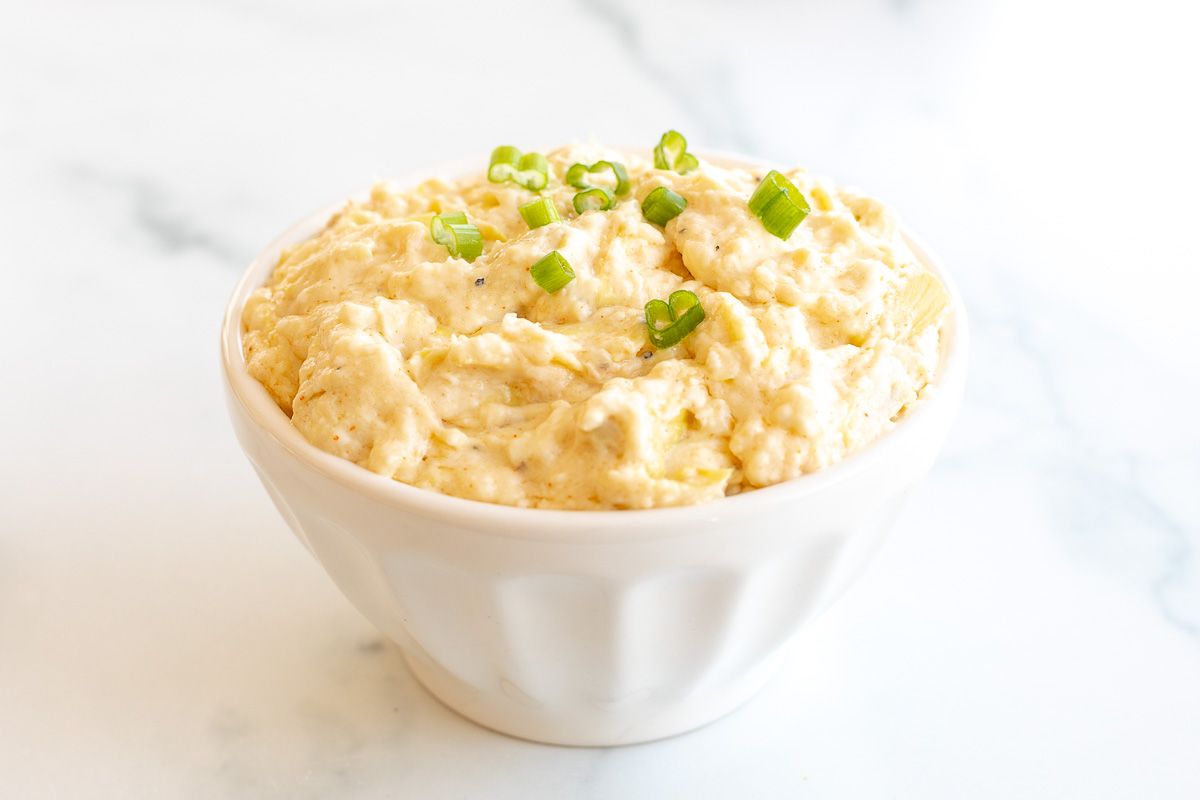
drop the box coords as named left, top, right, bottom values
left=242, top=139, right=949, bottom=510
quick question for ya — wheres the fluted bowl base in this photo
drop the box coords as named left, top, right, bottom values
left=403, top=647, right=783, bottom=747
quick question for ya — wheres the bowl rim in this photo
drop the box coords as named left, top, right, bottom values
left=221, top=149, right=968, bottom=537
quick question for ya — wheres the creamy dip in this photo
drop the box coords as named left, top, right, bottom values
left=242, top=142, right=949, bottom=510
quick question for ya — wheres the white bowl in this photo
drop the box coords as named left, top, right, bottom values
left=220, top=154, right=968, bottom=746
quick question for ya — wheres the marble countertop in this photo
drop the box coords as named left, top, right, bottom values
left=3, top=1, right=1197, bottom=797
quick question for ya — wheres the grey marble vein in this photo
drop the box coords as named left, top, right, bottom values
left=577, top=0, right=761, bottom=155
left=975, top=270, right=1199, bottom=639
left=61, top=164, right=243, bottom=266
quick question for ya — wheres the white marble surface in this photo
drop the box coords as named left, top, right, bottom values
left=3, top=0, right=1198, bottom=797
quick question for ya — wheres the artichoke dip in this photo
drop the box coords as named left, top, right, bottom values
left=242, top=134, right=949, bottom=510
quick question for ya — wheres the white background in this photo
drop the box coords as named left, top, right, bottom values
left=2, top=1, right=1198, bottom=797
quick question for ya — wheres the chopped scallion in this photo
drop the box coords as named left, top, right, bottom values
left=641, top=186, right=687, bottom=226
left=488, top=146, right=521, bottom=183
left=520, top=197, right=561, bottom=229
left=530, top=250, right=575, bottom=293
left=431, top=210, right=467, bottom=231
left=565, top=162, right=588, bottom=188
left=644, top=289, right=705, bottom=348
left=747, top=170, right=810, bottom=240
left=431, top=211, right=483, bottom=262
left=487, top=145, right=549, bottom=190
left=573, top=187, right=615, bottom=214
left=653, top=130, right=698, bottom=174
left=565, top=160, right=630, bottom=195
left=514, top=152, right=549, bottom=190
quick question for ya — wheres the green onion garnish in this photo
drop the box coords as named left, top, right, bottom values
left=565, top=163, right=588, bottom=188
left=641, top=186, right=687, bottom=226
left=488, top=146, right=521, bottom=183
left=520, top=197, right=561, bottom=229
left=514, top=152, right=549, bottom=191
left=653, top=130, right=685, bottom=169
left=530, top=250, right=575, bottom=293
left=487, top=146, right=549, bottom=191
left=565, top=160, right=630, bottom=196
left=573, top=187, right=615, bottom=214
left=747, top=170, right=810, bottom=240
left=430, top=211, right=483, bottom=262
left=644, top=289, right=705, bottom=349
left=653, top=130, right=698, bottom=174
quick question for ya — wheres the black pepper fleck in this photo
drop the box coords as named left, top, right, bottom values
left=474, top=277, right=485, bottom=286
left=714, top=245, right=720, bottom=251
left=641, top=351, right=653, bottom=360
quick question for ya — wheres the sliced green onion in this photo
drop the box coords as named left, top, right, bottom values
left=573, top=187, right=615, bottom=214
left=566, top=160, right=630, bottom=195
left=520, top=197, right=561, bottom=229
left=645, top=298, right=672, bottom=327
left=514, top=152, right=549, bottom=190
left=431, top=211, right=483, bottom=262
left=641, top=186, right=687, bottom=226
left=488, top=146, right=548, bottom=190
left=596, top=160, right=630, bottom=194
left=431, top=210, right=467, bottom=233
left=653, top=130, right=698, bottom=174
left=748, top=170, right=810, bottom=240
left=565, top=162, right=589, bottom=188
left=654, top=130, right=686, bottom=169
left=488, top=146, right=521, bottom=183
left=530, top=250, right=575, bottom=293
left=644, top=289, right=705, bottom=349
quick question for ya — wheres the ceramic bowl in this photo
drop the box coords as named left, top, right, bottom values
left=220, top=153, right=967, bottom=746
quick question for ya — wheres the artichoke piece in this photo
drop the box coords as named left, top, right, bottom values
left=897, top=271, right=949, bottom=335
